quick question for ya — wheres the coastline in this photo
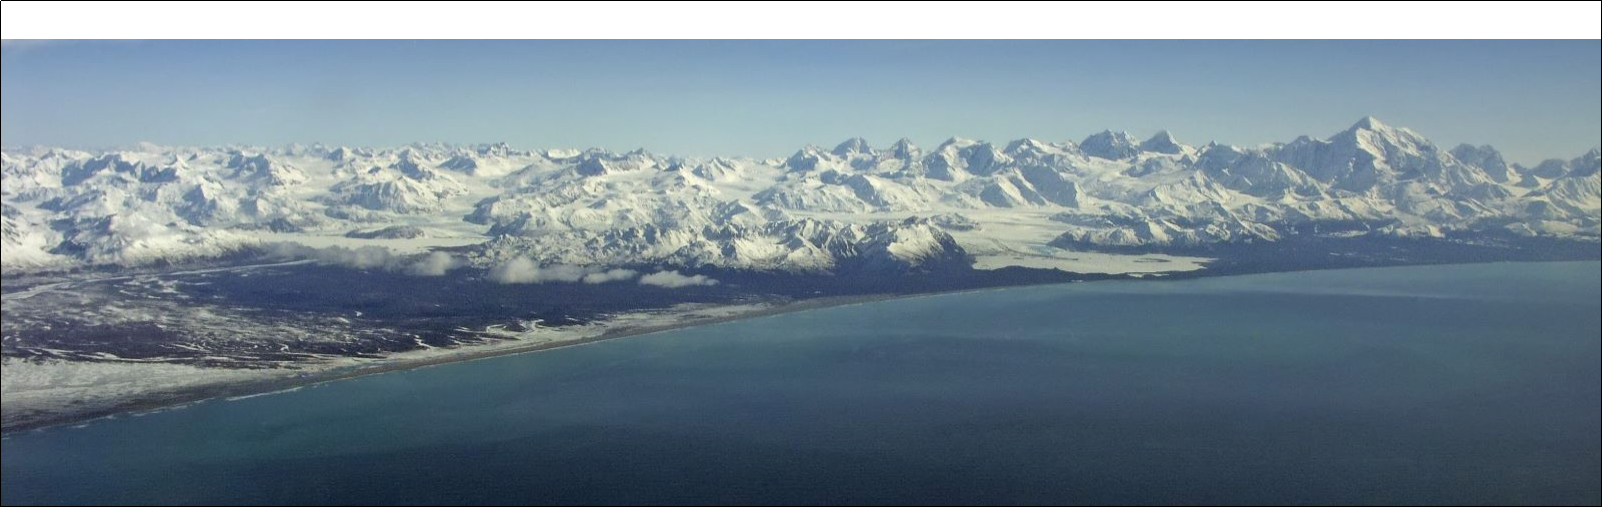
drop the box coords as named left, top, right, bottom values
left=5, top=258, right=1599, bottom=436
left=0, top=292, right=907, bottom=435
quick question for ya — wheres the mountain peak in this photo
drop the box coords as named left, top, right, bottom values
left=1450, top=143, right=1502, bottom=161
left=784, top=145, right=832, bottom=172
left=1139, top=130, right=1186, bottom=154
left=1449, top=143, right=1504, bottom=163
left=1349, top=116, right=1389, bottom=131
left=1080, top=130, right=1141, bottom=160
left=130, top=141, right=165, bottom=153
left=936, top=137, right=978, bottom=150
left=1449, top=143, right=1514, bottom=183
left=1004, top=138, right=1051, bottom=155
left=1083, top=130, right=1137, bottom=142
left=832, top=137, right=874, bottom=157
left=889, top=138, right=921, bottom=159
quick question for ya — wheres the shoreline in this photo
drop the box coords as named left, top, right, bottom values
left=5, top=258, right=1598, bottom=436
left=1, top=293, right=907, bottom=436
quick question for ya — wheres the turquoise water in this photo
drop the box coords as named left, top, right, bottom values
left=3, top=262, right=1599, bottom=505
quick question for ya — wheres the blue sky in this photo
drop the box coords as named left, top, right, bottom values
left=2, top=40, right=1598, bottom=164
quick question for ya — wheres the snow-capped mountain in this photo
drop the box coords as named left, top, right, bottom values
left=2, top=118, right=1598, bottom=275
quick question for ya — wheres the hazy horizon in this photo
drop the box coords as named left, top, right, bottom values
left=2, top=40, right=1599, bottom=165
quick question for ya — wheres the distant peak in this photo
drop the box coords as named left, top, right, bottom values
left=937, top=137, right=976, bottom=149
left=1080, top=130, right=1141, bottom=160
left=1004, top=138, right=1057, bottom=157
left=1450, top=143, right=1501, bottom=156
left=1335, top=116, right=1434, bottom=148
left=792, top=144, right=825, bottom=155
left=832, top=137, right=874, bottom=157
left=1139, top=130, right=1186, bottom=154
left=1575, top=147, right=1602, bottom=166
left=1349, top=116, right=1388, bottom=131
left=1082, top=130, right=1136, bottom=143
left=889, top=137, right=921, bottom=158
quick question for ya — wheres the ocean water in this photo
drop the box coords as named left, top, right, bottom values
left=2, top=262, right=1599, bottom=506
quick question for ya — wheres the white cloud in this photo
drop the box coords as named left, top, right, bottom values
left=638, top=270, right=718, bottom=288
left=267, top=245, right=641, bottom=285
left=582, top=268, right=638, bottom=284
left=488, top=258, right=636, bottom=285
left=264, top=242, right=460, bottom=277
left=487, top=257, right=541, bottom=284
left=405, top=251, right=459, bottom=276
left=265, top=243, right=401, bottom=270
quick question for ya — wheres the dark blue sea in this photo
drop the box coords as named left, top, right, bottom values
left=3, top=262, right=1599, bottom=505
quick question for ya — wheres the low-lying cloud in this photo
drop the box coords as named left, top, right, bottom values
left=263, top=242, right=460, bottom=276
left=406, top=251, right=462, bottom=276
left=265, top=245, right=702, bottom=287
left=582, top=268, right=639, bottom=284
left=638, top=270, right=718, bottom=288
left=487, top=257, right=638, bottom=285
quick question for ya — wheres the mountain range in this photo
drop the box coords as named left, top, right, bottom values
left=3, top=117, right=1598, bottom=276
